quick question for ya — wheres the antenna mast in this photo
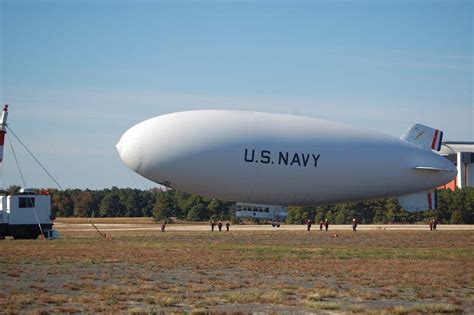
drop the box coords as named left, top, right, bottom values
left=0, top=105, right=9, bottom=164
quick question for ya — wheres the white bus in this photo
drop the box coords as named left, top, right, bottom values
left=235, top=202, right=287, bottom=227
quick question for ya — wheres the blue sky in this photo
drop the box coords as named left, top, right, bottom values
left=0, top=0, right=472, bottom=189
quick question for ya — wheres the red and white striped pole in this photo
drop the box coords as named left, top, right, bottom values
left=0, top=104, right=9, bottom=163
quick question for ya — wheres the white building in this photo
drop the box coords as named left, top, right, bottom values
left=439, top=141, right=474, bottom=189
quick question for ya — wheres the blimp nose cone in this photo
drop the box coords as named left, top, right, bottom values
left=116, top=126, right=144, bottom=173
left=115, top=138, right=123, bottom=153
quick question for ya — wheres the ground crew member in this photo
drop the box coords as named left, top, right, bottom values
left=325, top=219, right=329, bottom=231
left=319, top=220, right=323, bottom=230
left=218, top=220, right=223, bottom=232
left=307, top=219, right=312, bottom=231
left=352, top=218, right=358, bottom=231
left=211, top=220, right=216, bottom=231
left=226, top=221, right=230, bottom=231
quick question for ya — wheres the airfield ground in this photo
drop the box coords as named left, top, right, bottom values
left=0, top=219, right=473, bottom=314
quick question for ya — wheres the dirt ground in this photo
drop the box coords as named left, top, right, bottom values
left=0, top=221, right=473, bottom=314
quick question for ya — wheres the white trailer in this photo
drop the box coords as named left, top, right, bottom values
left=0, top=105, right=58, bottom=239
left=0, top=189, right=57, bottom=239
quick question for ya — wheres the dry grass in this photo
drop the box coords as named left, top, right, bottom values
left=0, top=227, right=472, bottom=313
left=55, top=217, right=156, bottom=224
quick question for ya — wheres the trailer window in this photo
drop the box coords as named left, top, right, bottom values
left=19, top=197, right=35, bottom=208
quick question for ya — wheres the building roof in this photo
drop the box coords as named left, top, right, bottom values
left=440, top=142, right=474, bottom=154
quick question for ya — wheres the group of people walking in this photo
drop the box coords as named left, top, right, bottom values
left=306, top=218, right=358, bottom=231
left=211, top=220, right=231, bottom=232
left=161, top=220, right=231, bottom=232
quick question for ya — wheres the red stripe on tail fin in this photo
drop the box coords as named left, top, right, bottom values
left=431, top=129, right=439, bottom=150
left=0, top=130, right=5, bottom=146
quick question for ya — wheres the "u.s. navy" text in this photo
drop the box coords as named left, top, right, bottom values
left=243, top=149, right=320, bottom=167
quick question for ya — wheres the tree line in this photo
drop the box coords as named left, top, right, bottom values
left=286, top=188, right=473, bottom=224
left=1, top=185, right=473, bottom=224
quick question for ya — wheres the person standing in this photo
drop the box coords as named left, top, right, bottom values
left=226, top=221, right=230, bottom=231
left=433, top=218, right=437, bottom=231
left=352, top=218, right=358, bottom=232
left=161, top=220, right=166, bottom=232
left=319, top=220, right=323, bottom=231
left=307, top=219, right=312, bottom=231
left=211, top=220, right=216, bottom=232
left=324, top=219, right=329, bottom=232
left=429, top=219, right=433, bottom=231
left=218, top=220, right=223, bottom=232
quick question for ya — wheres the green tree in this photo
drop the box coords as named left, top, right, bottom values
left=140, top=190, right=157, bottom=217
left=335, top=212, right=346, bottom=224
left=153, top=191, right=177, bottom=221
left=121, top=189, right=141, bottom=217
left=99, top=192, right=121, bottom=217
left=208, top=199, right=228, bottom=219
left=314, top=210, right=325, bottom=224
left=372, top=206, right=384, bottom=223
left=186, top=203, right=208, bottom=221
left=6, top=185, right=21, bottom=195
left=463, top=188, right=474, bottom=223
left=286, top=206, right=304, bottom=224
left=450, top=210, right=463, bottom=224
left=55, top=191, right=74, bottom=217
left=72, top=190, right=93, bottom=217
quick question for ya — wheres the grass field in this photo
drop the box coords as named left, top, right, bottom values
left=0, top=223, right=473, bottom=314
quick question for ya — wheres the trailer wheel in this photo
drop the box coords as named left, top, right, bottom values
left=31, top=233, right=40, bottom=239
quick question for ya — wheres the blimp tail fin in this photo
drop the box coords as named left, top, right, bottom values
left=398, top=191, right=437, bottom=212
left=401, top=124, right=443, bottom=151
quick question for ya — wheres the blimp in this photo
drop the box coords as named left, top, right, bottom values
left=116, top=110, right=456, bottom=220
